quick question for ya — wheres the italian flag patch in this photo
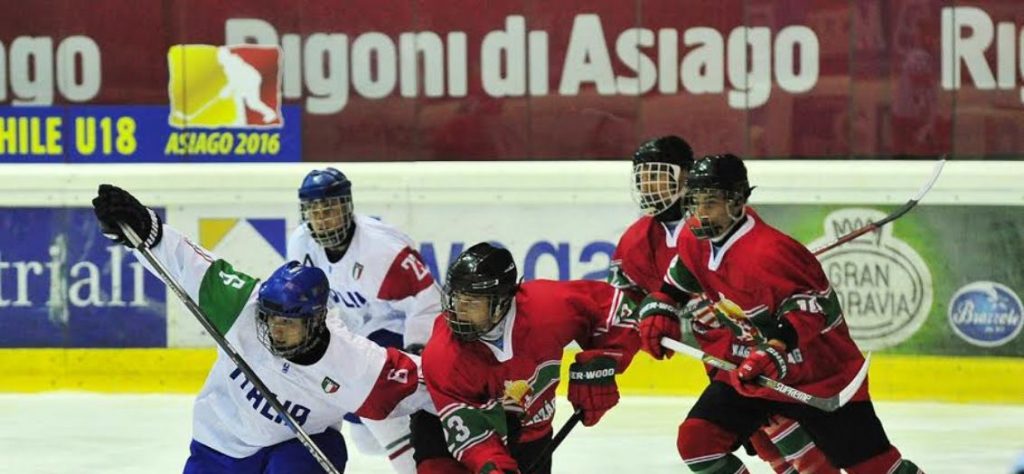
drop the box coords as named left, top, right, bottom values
left=322, top=376, right=340, bottom=394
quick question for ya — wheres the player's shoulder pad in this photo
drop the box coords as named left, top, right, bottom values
left=518, top=279, right=610, bottom=310
left=287, top=222, right=313, bottom=247
left=748, top=219, right=820, bottom=278
left=354, top=214, right=416, bottom=254
left=616, top=215, right=657, bottom=250
left=421, top=323, right=472, bottom=381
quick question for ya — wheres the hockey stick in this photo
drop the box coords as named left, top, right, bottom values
left=118, top=223, right=342, bottom=474
left=171, top=96, right=220, bottom=122
left=811, top=157, right=946, bottom=255
left=660, top=337, right=870, bottom=412
left=525, top=408, right=583, bottom=474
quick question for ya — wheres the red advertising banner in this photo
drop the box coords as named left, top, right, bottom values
left=0, top=0, right=1022, bottom=162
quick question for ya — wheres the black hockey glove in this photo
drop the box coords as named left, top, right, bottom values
left=92, top=184, right=163, bottom=249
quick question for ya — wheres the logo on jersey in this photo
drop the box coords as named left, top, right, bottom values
left=948, top=281, right=1023, bottom=347
left=711, top=296, right=769, bottom=345
left=807, top=208, right=933, bottom=351
left=167, top=44, right=283, bottom=129
left=502, top=380, right=535, bottom=412
left=322, top=376, right=340, bottom=394
left=499, top=361, right=559, bottom=418
left=352, top=262, right=364, bottom=280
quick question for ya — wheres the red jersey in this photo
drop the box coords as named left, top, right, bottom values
left=664, top=211, right=868, bottom=403
left=422, top=280, right=639, bottom=473
left=609, top=215, right=684, bottom=294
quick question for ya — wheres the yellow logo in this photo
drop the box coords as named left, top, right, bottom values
left=502, top=379, right=534, bottom=411
left=167, top=45, right=283, bottom=129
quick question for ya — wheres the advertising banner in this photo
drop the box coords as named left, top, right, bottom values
left=758, top=204, right=1024, bottom=357
left=159, top=199, right=1023, bottom=356
left=0, top=208, right=166, bottom=347
left=1, top=1, right=1023, bottom=161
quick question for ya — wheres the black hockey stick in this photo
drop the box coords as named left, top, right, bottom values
left=119, top=223, right=341, bottom=474
left=660, top=337, right=869, bottom=412
left=525, top=408, right=584, bottom=474
left=811, top=157, right=946, bottom=256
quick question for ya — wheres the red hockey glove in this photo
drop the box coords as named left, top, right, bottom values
left=567, top=350, right=620, bottom=427
left=637, top=292, right=682, bottom=359
left=736, top=342, right=789, bottom=383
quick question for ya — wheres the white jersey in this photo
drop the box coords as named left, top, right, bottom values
left=134, top=226, right=433, bottom=458
left=287, top=214, right=442, bottom=347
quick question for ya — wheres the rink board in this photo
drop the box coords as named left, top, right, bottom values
left=0, top=162, right=1021, bottom=402
left=1, top=348, right=1022, bottom=404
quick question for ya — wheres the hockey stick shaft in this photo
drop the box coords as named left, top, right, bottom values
left=525, top=408, right=583, bottom=474
left=810, top=157, right=946, bottom=255
left=659, top=337, right=870, bottom=412
left=119, top=223, right=341, bottom=474
left=173, top=96, right=220, bottom=121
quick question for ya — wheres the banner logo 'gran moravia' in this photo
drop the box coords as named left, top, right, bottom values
left=948, top=281, right=1023, bottom=348
left=808, top=208, right=933, bottom=351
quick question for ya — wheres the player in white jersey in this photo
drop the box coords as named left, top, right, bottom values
left=92, top=184, right=433, bottom=474
left=287, top=168, right=443, bottom=473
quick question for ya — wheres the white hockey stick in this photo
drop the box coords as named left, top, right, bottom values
left=660, top=337, right=870, bottom=412
left=171, top=96, right=219, bottom=122
left=119, top=223, right=341, bottom=474
left=811, top=157, right=946, bottom=255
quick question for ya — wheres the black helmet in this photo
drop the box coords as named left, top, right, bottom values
left=686, top=154, right=751, bottom=198
left=443, top=242, right=518, bottom=341
left=685, top=154, right=752, bottom=239
left=631, top=136, right=695, bottom=221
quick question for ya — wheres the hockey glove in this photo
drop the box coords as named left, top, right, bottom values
left=567, top=349, right=620, bottom=427
left=92, top=184, right=163, bottom=249
left=736, top=341, right=789, bottom=383
left=637, top=292, right=682, bottom=359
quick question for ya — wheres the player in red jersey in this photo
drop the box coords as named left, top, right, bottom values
left=612, top=137, right=838, bottom=474
left=419, top=243, right=640, bottom=474
left=636, top=154, right=922, bottom=473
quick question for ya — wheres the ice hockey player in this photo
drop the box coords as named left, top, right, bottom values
left=92, top=184, right=432, bottom=474
left=287, top=167, right=443, bottom=472
left=635, top=154, right=922, bottom=473
left=417, top=242, right=640, bottom=474
left=611, top=138, right=837, bottom=473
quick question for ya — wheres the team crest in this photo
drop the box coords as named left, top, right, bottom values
left=321, top=376, right=340, bottom=394
left=713, top=295, right=762, bottom=344
left=352, top=263, right=364, bottom=280
left=502, top=379, right=534, bottom=412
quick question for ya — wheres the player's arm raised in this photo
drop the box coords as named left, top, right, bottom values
left=92, top=184, right=258, bottom=336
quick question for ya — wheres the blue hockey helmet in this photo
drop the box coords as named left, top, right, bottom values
left=256, top=261, right=331, bottom=358
left=299, top=168, right=355, bottom=250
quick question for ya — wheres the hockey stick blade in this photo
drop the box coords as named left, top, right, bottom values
left=526, top=408, right=583, bottom=474
left=117, top=223, right=342, bottom=474
left=811, top=157, right=946, bottom=256
left=660, top=337, right=869, bottom=412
